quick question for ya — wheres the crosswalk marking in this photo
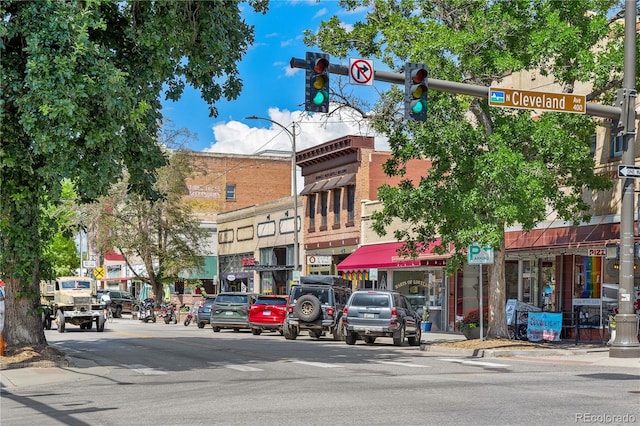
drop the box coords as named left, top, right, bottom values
left=439, top=358, right=510, bottom=368
left=225, top=364, right=263, bottom=372
left=371, top=360, right=430, bottom=368
left=122, top=364, right=168, bottom=375
left=289, top=360, right=343, bottom=368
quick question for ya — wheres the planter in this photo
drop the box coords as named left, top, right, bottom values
left=421, top=322, right=432, bottom=332
left=463, top=327, right=487, bottom=339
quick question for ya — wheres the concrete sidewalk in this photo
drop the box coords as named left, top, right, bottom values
left=420, top=331, right=640, bottom=370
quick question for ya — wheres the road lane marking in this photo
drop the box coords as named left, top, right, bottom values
left=122, top=364, right=168, bottom=375
left=439, top=358, right=510, bottom=368
left=225, top=364, right=264, bottom=372
left=289, top=360, right=343, bottom=368
left=371, top=360, right=430, bottom=368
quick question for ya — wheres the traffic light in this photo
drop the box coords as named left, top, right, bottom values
left=305, top=52, right=330, bottom=113
left=404, top=63, right=428, bottom=121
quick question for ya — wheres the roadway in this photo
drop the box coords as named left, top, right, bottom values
left=1, top=318, right=638, bottom=425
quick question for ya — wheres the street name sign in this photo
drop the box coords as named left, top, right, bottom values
left=489, top=87, right=586, bottom=114
left=618, top=165, right=640, bottom=178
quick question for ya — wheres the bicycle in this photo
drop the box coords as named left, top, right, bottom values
left=104, top=305, right=113, bottom=323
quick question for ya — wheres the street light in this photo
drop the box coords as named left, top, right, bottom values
left=245, top=116, right=300, bottom=282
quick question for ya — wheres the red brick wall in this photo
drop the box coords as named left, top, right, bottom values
left=184, top=152, right=291, bottom=220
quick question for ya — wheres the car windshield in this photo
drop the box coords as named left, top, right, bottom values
left=291, top=287, right=331, bottom=304
left=350, top=293, right=390, bottom=307
left=216, top=294, right=248, bottom=304
left=255, top=297, right=287, bottom=306
left=61, top=280, right=91, bottom=289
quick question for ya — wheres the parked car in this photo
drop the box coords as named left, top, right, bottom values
left=283, top=275, right=351, bottom=341
left=196, top=296, right=217, bottom=328
left=210, top=292, right=258, bottom=332
left=97, top=289, right=136, bottom=318
left=342, top=290, right=421, bottom=346
left=248, top=295, right=289, bottom=335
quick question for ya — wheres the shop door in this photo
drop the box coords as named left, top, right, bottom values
left=425, top=269, right=447, bottom=331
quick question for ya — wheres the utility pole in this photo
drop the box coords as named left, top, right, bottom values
left=610, top=0, right=640, bottom=358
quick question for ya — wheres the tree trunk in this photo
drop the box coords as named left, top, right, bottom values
left=4, top=276, right=47, bottom=347
left=487, top=240, right=509, bottom=338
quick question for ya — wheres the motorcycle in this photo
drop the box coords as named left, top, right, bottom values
left=138, top=298, right=156, bottom=323
left=160, top=302, right=178, bottom=324
left=183, top=305, right=197, bottom=326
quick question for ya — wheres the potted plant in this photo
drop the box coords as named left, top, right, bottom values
left=456, top=307, right=488, bottom=339
left=421, top=309, right=432, bottom=332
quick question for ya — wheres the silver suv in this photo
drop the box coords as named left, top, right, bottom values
left=283, top=275, right=351, bottom=340
left=342, top=290, right=421, bottom=346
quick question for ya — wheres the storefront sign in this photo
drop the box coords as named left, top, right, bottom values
left=587, top=248, right=606, bottom=256
left=242, top=257, right=257, bottom=267
left=307, top=255, right=332, bottom=266
left=527, top=312, right=562, bottom=342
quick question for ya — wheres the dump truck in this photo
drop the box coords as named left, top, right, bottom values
left=40, top=276, right=105, bottom=332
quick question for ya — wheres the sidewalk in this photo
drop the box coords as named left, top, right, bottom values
left=420, top=331, right=640, bottom=369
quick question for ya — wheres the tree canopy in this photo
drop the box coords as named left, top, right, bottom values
left=306, top=0, right=635, bottom=337
left=0, top=0, right=268, bottom=347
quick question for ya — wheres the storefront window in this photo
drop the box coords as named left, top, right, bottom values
left=574, top=256, right=601, bottom=299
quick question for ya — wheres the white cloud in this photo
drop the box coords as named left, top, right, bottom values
left=204, top=106, right=389, bottom=192
left=205, top=106, right=388, bottom=155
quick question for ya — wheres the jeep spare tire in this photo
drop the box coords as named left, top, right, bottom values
left=295, top=294, right=321, bottom=322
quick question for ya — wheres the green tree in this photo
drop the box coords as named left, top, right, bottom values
left=306, top=0, right=633, bottom=337
left=0, top=0, right=268, bottom=347
left=91, top=130, right=208, bottom=304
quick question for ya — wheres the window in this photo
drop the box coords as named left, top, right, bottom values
left=590, top=134, right=596, bottom=157
left=333, top=188, right=341, bottom=225
left=308, top=194, right=316, bottom=229
left=347, top=185, right=355, bottom=223
left=320, top=192, right=328, bottom=228
left=611, top=123, right=623, bottom=158
left=225, top=184, right=236, bottom=201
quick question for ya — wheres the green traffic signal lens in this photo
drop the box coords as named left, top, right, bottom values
left=411, top=99, right=427, bottom=114
left=313, top=90, right=328, bottom=106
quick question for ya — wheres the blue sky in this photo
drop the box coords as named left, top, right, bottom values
left=160, top=0, right=389, bottom=155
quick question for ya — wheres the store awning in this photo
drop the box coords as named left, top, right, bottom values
left=337, top=239, right=448, bottom=272
left=300, top=173, right=356, bottom=195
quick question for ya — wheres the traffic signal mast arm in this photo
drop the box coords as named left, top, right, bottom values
left=289, top=57, right=623, bottom=121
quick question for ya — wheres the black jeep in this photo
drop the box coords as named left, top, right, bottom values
left=283, top=275, right=351, bottom=341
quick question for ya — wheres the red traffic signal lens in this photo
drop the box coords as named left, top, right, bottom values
left=412, top=68, right=427, bottom=84
left=313, top=58, right=329, bottom=74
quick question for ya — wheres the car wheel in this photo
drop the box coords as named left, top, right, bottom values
left=332, top=320, right=344, bottom=341
left=56, top=310, right=66, bottom=333
left=213, top=326, right=221, bottom=332
left=364, top=336, right=376, bottom=345
left=251, top=328, right=261, bottom=335
left=97, top=314, right=105, bottom=332
left=345, top=332, right=357, bottom=345
left=198, top=321, right=205, bottom=329
left=408, top=325, right=421, bottom=346
left=393, top=325, right=405, bottom=346
left=295, top=295, right=321, bottom=322
left=283, top=322, right=297, bottom=340
left=115, top=306, right=123, bottom=318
